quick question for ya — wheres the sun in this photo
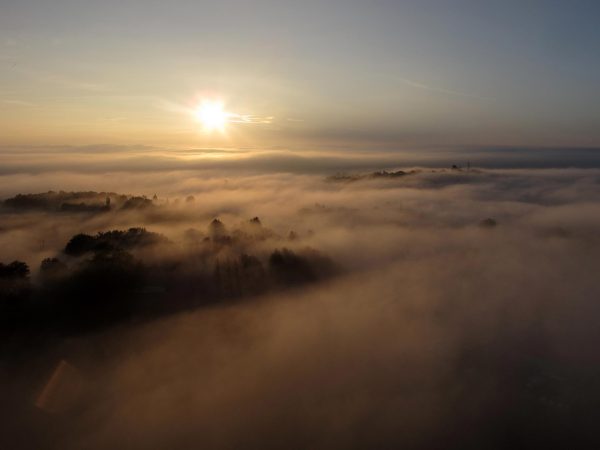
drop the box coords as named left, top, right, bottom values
left=194, top=100, right=229, bottom=132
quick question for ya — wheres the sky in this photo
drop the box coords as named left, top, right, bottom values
left=1, top=0, right=600, bottom=150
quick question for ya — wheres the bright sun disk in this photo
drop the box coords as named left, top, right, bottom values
left=194, top=100, right=228, bottom=132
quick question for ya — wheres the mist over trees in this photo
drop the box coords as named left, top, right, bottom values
left=1, top=217, right=338, bottom=335
left=2, top=191, right=154, bottom=213
left=64, top=228, right=168, bottom=256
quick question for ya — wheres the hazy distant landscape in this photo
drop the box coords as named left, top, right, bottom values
left=3, top=157, right=600, bottom=449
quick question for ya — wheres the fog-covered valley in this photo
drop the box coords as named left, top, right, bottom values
left=2, top=166, right=600, bottom=449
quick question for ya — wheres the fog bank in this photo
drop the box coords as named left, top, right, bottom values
left=2, top=166, right=600, bottom=449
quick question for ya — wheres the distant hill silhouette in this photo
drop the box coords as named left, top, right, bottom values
left=326, top=167, right=483, bottom=183
left=326, top=169, right=419, bottom=182
left=2, top=191, right=154, bottom=213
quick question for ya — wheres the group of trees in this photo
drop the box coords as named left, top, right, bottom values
left=0, top=221, right=337, bottom=335
left=326, top=169, right=419, bottom=183
left=2, top=191, right=154, bottom=213
left=0, top=261, right=29, bottom=279
left=64, top=227, right=168, bottom=256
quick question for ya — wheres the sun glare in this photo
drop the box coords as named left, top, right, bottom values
left=194, top=100, right=229, bottom=132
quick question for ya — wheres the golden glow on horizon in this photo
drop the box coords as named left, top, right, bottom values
left=194, top=100, right=229, bottom=132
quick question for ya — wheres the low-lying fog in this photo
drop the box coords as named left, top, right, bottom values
left=2, top=162, right=600, bottom=449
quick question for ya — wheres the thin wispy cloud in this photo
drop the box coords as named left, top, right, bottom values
left=228, top=114, right=274, bottom=125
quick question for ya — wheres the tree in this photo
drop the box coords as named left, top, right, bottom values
left=40, top=258, right=68, bottom=278
left=0, top=261, right=29, bottom=279
left=65, top=233, right=96, bottom=256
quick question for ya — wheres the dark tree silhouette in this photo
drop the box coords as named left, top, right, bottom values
left=121, top=196, right=153, bottom=210
left=0, top=261, right=30, bottom=279
left=64, top=233, right=96, bottom=256
left=64, top=228, right=168, bottom=256
left=0, top=261, right=30, bottom=314
left=1, top=226, right=339, bottom=335
left=269, top=248, right=336, bottom=285
left=40, top=258, right=68, bottom=279
left=479, top=218, right=498, bottom=228
left=209, top=218, right=231, bottom=244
